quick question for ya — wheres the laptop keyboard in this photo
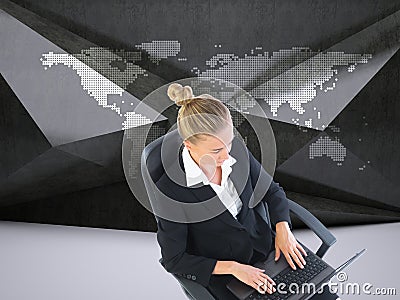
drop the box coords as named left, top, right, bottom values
left=246, top=248, right=328, bottom=300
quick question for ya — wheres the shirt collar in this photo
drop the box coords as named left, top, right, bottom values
left=181, top=145, right=237, bottom=187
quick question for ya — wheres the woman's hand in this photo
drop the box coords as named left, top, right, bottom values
left=231, top=262, right=276, bottom=294
left=274, top=221, right=307, bottom=270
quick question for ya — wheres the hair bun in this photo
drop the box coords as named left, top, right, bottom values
left=167, top=83, right=195, bottom=106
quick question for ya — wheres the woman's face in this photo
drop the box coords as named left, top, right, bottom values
left=183, top=121, right=234, bottom=169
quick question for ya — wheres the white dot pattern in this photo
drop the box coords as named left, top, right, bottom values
left=135, top=40, right=181, bottom=65
left=309, top=136, right=346, bottom=166
left=191, top=46, right=372, bottom=124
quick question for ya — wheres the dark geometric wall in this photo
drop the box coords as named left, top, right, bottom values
left=1, top=0, right=400, bottom=232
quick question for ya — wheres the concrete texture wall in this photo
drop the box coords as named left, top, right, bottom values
left=1, top=0, right=400, bottom=231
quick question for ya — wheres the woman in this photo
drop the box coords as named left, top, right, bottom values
left=155, top=83, right=307, bottom=299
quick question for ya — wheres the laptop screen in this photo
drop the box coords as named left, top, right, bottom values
left=300, top=248, right=367, bottom=300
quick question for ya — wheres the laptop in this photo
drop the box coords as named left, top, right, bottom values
left=227, top=241, right=366, bottom=300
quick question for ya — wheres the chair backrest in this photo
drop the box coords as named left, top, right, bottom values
left=141, top=129, right=216, bottom=299
left=141, top=131, right=167, bottom=185
left=140, top=129, right=183, bottom=220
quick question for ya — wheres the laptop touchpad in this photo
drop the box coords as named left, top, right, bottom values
left=254, top=250, right=290, bottom=278
left=227, top=251, right=291, bottom=300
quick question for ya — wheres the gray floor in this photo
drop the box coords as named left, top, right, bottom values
left=0, top=221, right=398, bottom=300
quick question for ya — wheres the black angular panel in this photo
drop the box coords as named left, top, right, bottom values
left=0, top=74, right=51, bottom=181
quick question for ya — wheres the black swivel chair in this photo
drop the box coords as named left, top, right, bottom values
left=141, top=129, right=337, bottom=300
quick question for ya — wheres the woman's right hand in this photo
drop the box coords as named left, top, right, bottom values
left=231, top=262, right=276, bottom=294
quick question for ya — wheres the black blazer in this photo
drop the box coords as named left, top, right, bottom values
left=155, top=137, right=292, bottom=288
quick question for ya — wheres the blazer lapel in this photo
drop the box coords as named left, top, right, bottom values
left=177, top=140, right=253, bottom=230
left=231, top=163, right=251, bottom=224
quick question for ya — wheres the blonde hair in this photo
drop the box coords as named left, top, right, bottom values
left=167, top=83, right=231, bottom=144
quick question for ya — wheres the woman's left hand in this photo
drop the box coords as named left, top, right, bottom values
left=274, top=221, right=307, bottom=270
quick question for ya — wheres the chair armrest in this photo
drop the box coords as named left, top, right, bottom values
left=287, top=199, right=337, bottom=258
left=158, top=258, right=215, bottom=299
left=172, top=274, right=215, bottom=300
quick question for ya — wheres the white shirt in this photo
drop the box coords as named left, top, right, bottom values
left=181, top=146, right=243, bottom=219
